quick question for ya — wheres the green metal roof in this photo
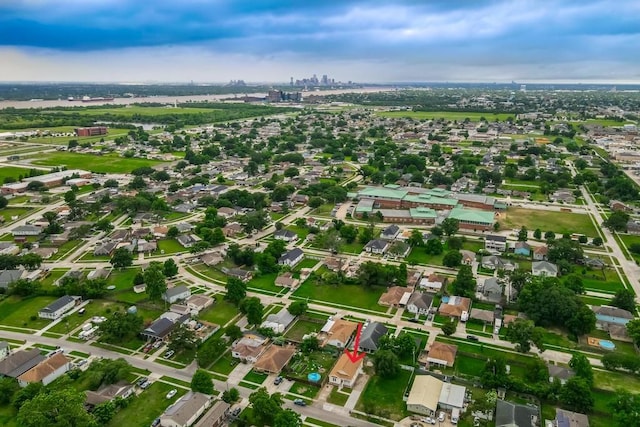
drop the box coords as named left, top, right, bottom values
left=448, top=206, right=495, bottom=224
left=409, top=207, right=437, bottom=219
left=358, top=187, right=408, bottom=200
left=403, top=194, right=459, bottom=206
left=425, top=188, right=452, bottom=197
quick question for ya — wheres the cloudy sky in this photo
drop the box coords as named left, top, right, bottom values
left=1, top=0, right=639, bottom=83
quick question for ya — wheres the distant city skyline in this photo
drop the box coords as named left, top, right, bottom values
left=1, top=0, right=639, bottom=83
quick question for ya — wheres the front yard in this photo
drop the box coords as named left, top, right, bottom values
left=356, top=369, right=413, bottom=421
left=107, top=381, right=186, bottom=427
left=292, top=279, right=387, bottom=313
left=198, top=296, right=240, bottom=326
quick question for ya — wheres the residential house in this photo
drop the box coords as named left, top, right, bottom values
left=274, top=229, right=298, bottom=242
left=627, top=220, right=640, bottom=235
left=260, top=310, right=296, bottom=334
left=469, top=308, right=495, bottom=325
left=319, top=318, right=358, bottom=348
left=495, top=400, right=539, bottom=427
left=163, top=285, right=191, bottom=304
left=513, top=241, right=531, bottom=256
left=11, top=225, right=42, bottom=237
left=175, top=223, right=195, bottom=233
left=231, top=334, right=268, bottom=363
left=278, top=248, right=304, bottom=267
left=358, top=322, right=388, bottom=353
left=363, top=239, right=390, bottom=255
left=193, top=401, right=230, bottom=427
left=38, top=295, right=81, bottom=320
left=460, top=250, right=476, bottom=265
left=0, top=348, right=44, bottom=378
left=592, top=305, right=634, bottom=330
left=485, top=235, right=507, bottom=252
left=153, top=226, right=168, bottom=238
left=378, top=286, right=412, bottom=307
left=141, top=312, right=189, bottom=342
left=407, top=270, right=423, bottom=287
left=0, top=242, right=19, bottom=255
left=17, top=352, right=72, bottom=387
left=0, top=269, right=24, bottom=290
left=438, top=296, right=472, bottom=321
left=174, top=203, right=196, bottom=214
left=550, top=190, right=576, bottom=204
left=0, top=341, right=9, bottom=360
left=609, top=200, right=631, bottom=212
left=110, top=229, right=131, bottom=241
left=177, top=234, right=196, bottom=248
left=186, top=295, right=214, bottom=315
left=424, top=342, right=458, bottom=368
left=31, top=247, right=58, bottom=259
left=217, top=207, right=237, bottom=218
left=253, top=345, right=296, bottom=374
left=478, top=277, right=503, bottom=303
left=226, top=268, right=252, bottom=282
left=532, top=261, right=558, bottom=277
left=481, top=255, right=518, bottom=271
left=274, top=272, right=299, bottom=288
left=553, top=408, right=590, bottom=427
left=406, top=375, right=466, bottom=416
left=223, top=222, right=242, bottom=237
left=87, top=268, right=110, bottom=280
left=85, top=381, right=134, bottom=408
left=419, top=273, right=447, bottom=293
left=387, top=241, right=411, bottom=258
left=381, top=224, right=400, bottom=240
left=160, top=391, right=212, bottom=427
left=547, top=364, right=575, bottom=385
left=533, top=246, right=548, bottom=261
left=328, top=353, right=363, bottom=388
left=406, top=292, right=434, bottom=315
left=94, top=241, right=117, bottom=256
left=200, top=251, right=224, bottom=267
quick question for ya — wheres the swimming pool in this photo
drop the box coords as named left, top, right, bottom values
left=599, top=340, right=616, bottom=350
left=308, top=372, right=321, bottom=382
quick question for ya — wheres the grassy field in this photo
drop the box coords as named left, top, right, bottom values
left=0, top=296, right=55, bottom=329
left=30, top=152, right=164, bottom=173
left=377, top=111, right=514, bottom=122
left=247, top=273, right=285, bottom=294
left=107, top=381, right=186, bottom=427
left=48, top=300, right=121, bottom=334
left=156, top=239, right=186, bottom=255
left=26, top=127, right=135, bottom=144
left=198, top=296, right=239, bottom=326
left=50, top=106, right=217, bottom=117
left=285, top=318, right=325, bottom=342
left=210, top=353, right=237, bottom=375
left=499, top=207, right=598, bottom=237
left=292, top=279, right=387, bottom=312
left=356, top=369, right=413, bottom=420
left=0, top=207, right=33, bottom=223
left=0, top=166, right=39, bottom=183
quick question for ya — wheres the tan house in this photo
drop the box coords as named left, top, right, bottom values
left=17, top=352, right=71, bottom=387
left=438, top=296, right=472, bottom=320
left=319, top=319, right=358, bottom=349
left=275, top=272, right=299, bottom=288
left=328, top=353, right=363, bottom=388
left=160, top=391, right=212, bottom=427
left=194, top=401, right=230, bottom=427
left=378, top=286, right=412, bottom=307
left=424, top=342, right=458, bottom=367
left=186, top=294, right=214, bottom=315
left=253, top=345, right=296, bottom=374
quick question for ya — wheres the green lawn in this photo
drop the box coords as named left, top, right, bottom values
left=155, top=238, right=186, bottom=255
left=107, top=268, right=141, bottom=291
left=377, top=111, right=513, bottom=122
left=0, top=207, right=33, bottom=223
left=286, top=350, right=337, bottom=383
left=45, top=239, right=82, bottom=260
left=289, top=381, right=319, bottom=399
left=0, top=296, right=55, bottom=329
left=48, top=300, right=122, bottom=334
left=107, top=381, right=186, bottom=427
left=327, top=388, right=350, bottom=406
left=292, top=279, right=387, bottom=313
left=40, top=269, right=70, bottom=289
left=30, top=152, right=164, bottom=174
left=0, top=166, right=36, bottom=183
left=210, top=353, right=238, bottom=375
left=247, top=273, right=285, bottom=294
left=284, top=318, right=325, bottom=342
left=356, top=369, right=413, bottom=421
left=243, top=370, right=268, bottom=385
left=189, top=264, right=228, bottom=283
left=406, top=246, right=445, bottom=266
left=296, top=258, right=319, bottom=270
left=198, top=296, right=240, bottom=326
left=499, top=207, right=598, bottom=237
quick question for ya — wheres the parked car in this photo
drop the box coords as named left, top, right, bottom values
left=152, top=341, right=164, bottom=349
left=140, top=380, right=151, bottom=389
left=293, top=399, right=306, bottom=406
left=437, top=412, right=445, bottom=422
left=166, top=389, right=177, bottom=399
left=466, top=335, right=479, bottom=341
left=274, top=376, right=283, bottom=385
left=230, top=408, right=241, bottom=417
left=151, top=419, right=160, bottom=427
left=421, top=417, right=436, bottom=425
left=164, top=350, right=175, bottom=358
left=78, top=308, right=86, bottom=315
left=137, top=377, right=148, bottom=387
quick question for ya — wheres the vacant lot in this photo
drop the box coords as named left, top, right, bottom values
left=107, top=381, right=186, bottom=427
left=356, top=369, right=412, bottom=420
left=30, top=152, right=164, bottom=173
left=0, top=296, right=55, bottom=329
left=0, top=166, right=36, bottom=183
left=499, top=207, right=598, bottom=237
left=285, top=318, right=325, bottom=342
left=198, top=296, right=239, bottom=326
left=0, top=207, right=33, bottom=223
left=292, top=280, right=386, bottom=313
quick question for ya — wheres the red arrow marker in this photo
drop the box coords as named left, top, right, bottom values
left=344, top=323, right=365, bottom=363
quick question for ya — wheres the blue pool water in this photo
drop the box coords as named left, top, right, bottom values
left=442, top=296, right=450, bottom=303
left=308, top=372, right=321, bottom=382
left=599, top=340, right=616, bottom=350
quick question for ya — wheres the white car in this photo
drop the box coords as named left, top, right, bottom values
left=421, top=417, right=436, bottom=425
left=438, top=412, right=445, bottom=422
left=166, top=389, right=177, bottom=399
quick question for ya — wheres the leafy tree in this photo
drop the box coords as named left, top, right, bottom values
left=95, top=218, right=114, bottom=232
left=128, top=176, right=147, bottom=190
left=408, top=229, right=424, bottom=247
left=222, top=387, right=240, bottom=404
left=224, top=324, right=243, bottom=341
left=144, top=262, right=167, bottom=301
left=569, top=353, right=593, bottom=386
left=92, top=400, right=117, bottom=425
left=98, top=312, right=143, bottom=343
left=424, top=238, right=443, bottom=255
left=626, top=319, right=640, bottom=346
left=110, top=247, right=133, bottom=269
left=0, top=377, right=19, bottom=404
left=442, top=250, right=463, bottom=267
left=241, top=297, right=264, bottom=326
left=17, top=387, right=95, bottom=427
left=8, top=279, right=41, bottom=297
left=507, top=268, right=530, bottom=293
left=560, top=377, right=594, bottom=413
left=533, top=228, right=542, bottom=240
left=288, top=300, right=308, bottom=316
left=562, top=275, right=584, bottom=294
left=610, top=390, right=640, bottom=426
left=544, top=231, right=556, bottom=242
left=481, top=356, right=510, bottom=388
left=133, top=272, right=145, bottom=286
left=611, top=289, right=636, bottom=313
left=604, top=211, right=630, bottom=232
left=592, top=236, right=603, bottom=246
left=249, top=388, right=284, bottom=426
left=308, top=196, right=324, bottom=208
left=225, top=277, right=247, bottom=305
left=602, top=352, right=640, bottom=373
left=300, top=336, right=319, bottom=354
left=339, top=224, right=358, bottom=243
left=197, top=337, right=226, bottom=367
left=26, top=181, right=45, bottom=192
left=12, top=382, right=43, bottom=409
left=274, top=409, right=302, bottom=427
left=451, top=265, right=476, bottom=298
left=517, top=226, right=528, bottom=242
left=358, top=226, right=374, bottom=244
left=547, top=238, right=583, bottom=264
left=163, top=258, right=179, bottom=277
left=441, top=320, right=456, bottom=336
left=442, top=218, right=460, bottom=237
left=20, top=253, right=42, bottom=270
left=191, top=369, right=214, bottom=394
left=373, top=349, right=400, bottom=378
left=167, top=226, right=179, bottom=238
left=505, top=318, right=544, bottom=353
left=168, top=324, right=197, bottom=352
left=447, top=236, right=463, bottom=250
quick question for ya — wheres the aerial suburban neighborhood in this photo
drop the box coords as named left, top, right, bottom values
left=0, top=82, right=639, bottom=427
